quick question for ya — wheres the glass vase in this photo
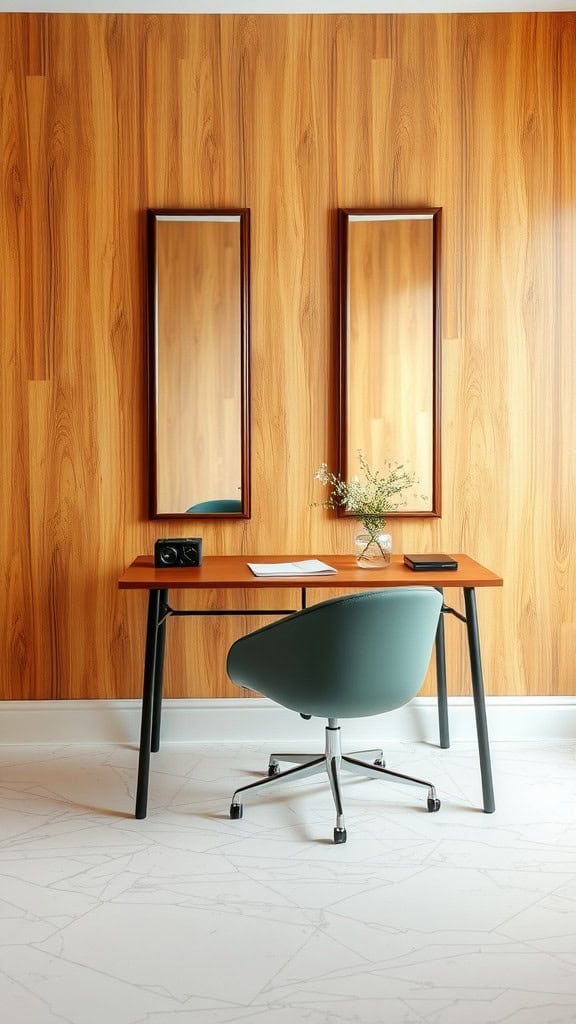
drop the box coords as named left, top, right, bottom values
left=354, top=524, right=392, bottom=569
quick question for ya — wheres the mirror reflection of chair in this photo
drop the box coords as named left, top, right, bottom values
left=226, top=587, right=443, bottom=843
left=185, top=499, right=242, bottom=513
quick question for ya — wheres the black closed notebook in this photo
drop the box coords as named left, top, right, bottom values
left=404, top=553, right=458, bottom=571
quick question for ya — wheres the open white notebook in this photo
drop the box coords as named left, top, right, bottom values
left=247, top=559, right=337, bottom=577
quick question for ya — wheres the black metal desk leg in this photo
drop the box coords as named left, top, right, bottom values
left=135, top=589, right=161, bottom=819
left=151, top=589, right=168, bottom=753
left=464, top=587, right=496, bottom=813
left=435, top=591, right=450, bottom=748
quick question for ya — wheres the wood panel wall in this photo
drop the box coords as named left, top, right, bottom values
left=1, top=13, right=575, bottom=701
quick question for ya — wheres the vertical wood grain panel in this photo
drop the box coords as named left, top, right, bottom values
left=0, top=12, right=574, bottom=701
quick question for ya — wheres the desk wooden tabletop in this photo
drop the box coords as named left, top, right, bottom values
left=118, top=554, right=503, bottom=590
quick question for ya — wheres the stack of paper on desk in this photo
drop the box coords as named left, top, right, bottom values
left=247, top=559, right=337, bottom=577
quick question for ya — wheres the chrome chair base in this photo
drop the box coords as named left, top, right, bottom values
left=229, top=719, right=440, bottom=844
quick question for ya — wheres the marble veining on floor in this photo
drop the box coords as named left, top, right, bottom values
left=0, top=739, right=575, bottom=1023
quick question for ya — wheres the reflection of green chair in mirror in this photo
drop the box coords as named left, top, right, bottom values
left=185, top=499, right=242, bottom=513
left=226, top=587, right=443, bottom=843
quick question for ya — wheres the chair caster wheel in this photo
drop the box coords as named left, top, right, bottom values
left=427, top=797, right=441, bottom=812
left=374, top=758, right=386, bottom=767
left=230, top=803, right=243, bottom=819
left=268, top=762, right=280, bottom=776
left=334, top=827, right=347, bottom=844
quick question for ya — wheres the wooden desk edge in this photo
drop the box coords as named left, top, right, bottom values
left=118, top=554, right=503, bottom=590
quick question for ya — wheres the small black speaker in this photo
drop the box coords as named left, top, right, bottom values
left=154, top=538, right=203, bottom=568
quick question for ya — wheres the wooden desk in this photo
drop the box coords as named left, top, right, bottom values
left=119, top=553, right=503, bottom=819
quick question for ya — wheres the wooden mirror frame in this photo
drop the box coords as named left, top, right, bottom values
left=147, top=209, right=251, bottom=519
left=338, top=207, right=442, bottom=518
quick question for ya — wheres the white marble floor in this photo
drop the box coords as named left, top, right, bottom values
left=0, top=739, right=575, bottom=1024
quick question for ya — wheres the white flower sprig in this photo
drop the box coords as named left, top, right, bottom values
left=313, top=450, right=418, bottom=533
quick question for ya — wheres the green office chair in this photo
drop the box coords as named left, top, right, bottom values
left=227, top=587, right=443, bottom=843
left=186, top=499, right=242, bottom=513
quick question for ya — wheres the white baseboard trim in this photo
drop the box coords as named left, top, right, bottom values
left=1, top=697, right=576, bottom=745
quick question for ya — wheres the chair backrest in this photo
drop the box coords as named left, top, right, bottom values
left=227, top=587, right=443, bottom=719
left=185, top=499, right=242, bottom=513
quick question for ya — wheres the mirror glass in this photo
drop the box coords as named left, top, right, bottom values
left=338, top=208, right=441, bottom=516
left=148, top=210, right=250, bottom=518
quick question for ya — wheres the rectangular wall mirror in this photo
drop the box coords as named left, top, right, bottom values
left=148, top=209, right=250, bottom=518
left=338, top=207, right=441, bottom=516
